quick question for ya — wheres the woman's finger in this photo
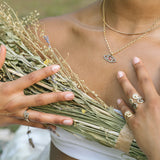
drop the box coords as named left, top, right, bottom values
left=5, top=116, right=56, bottom=130
left=16, top=109, right=73, bottom=126
left=117, top=71, right=139, bottom=99
left=133, top=57, right=157, bottom=99
left=27, top=110, right=73, bottom=125
left=10, top=64, right=60, bottom=92
left=117, top=99, right=134, bottom=127
left=5, top=91, right=74, bottom=111
left=0, top=45, right=6, bottom=69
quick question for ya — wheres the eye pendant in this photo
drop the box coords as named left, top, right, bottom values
left=104, top=55, right=116, bottom=63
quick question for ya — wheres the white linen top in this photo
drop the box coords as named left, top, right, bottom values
left=51, top=127, right=135, bottom=160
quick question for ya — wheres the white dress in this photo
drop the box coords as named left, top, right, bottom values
left=50, top=127, right=135, bottom=160
left=1, top=115, right=136, bottom=160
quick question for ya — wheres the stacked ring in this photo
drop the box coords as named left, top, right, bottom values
left=129, top=93, right=144, bottom=110
left=124, top=111, right=133, bottom=121
left=23, top=110, right=30, bottom=122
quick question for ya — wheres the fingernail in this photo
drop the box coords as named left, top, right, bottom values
left=52, top=65, right=60, bottom=72
left=65, top=93, right=74, bottom=100
left=117, top=71, right=124, bottom=78
left=0, top=45, right=4, bottom=53
left=0, top=45, right=2, bottom=53
left=63, top=119, right=73, bottom=125
left=133, top=57, right=140, bottom=64
left=117, top=99, right=122, bottom=105
left=0, top=45, right=5, bottom=52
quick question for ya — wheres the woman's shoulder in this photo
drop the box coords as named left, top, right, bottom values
left=40, top=14, right=87, bottom=55
left=39, top=1, right=100, bottom=50
left=40, top=15, right=75, bottom=45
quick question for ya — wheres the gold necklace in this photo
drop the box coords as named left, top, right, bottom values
left=102, top=0, right=160, bottom=63
left=104, top=18, right=160, bottom=36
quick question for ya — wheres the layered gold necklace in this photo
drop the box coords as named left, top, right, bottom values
left=102, top=0, right=160, bottom=63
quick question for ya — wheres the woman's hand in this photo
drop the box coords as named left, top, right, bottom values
left=0, top=45, right=74, bottom=130
left=117, top=57, right=160, bottom=160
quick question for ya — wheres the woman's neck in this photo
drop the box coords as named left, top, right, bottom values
left=105, top=0, right=160, bottom=34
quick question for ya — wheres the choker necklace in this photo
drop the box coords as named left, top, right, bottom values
left=102, top=0, right=160, bottom=63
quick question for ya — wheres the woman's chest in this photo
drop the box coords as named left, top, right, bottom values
left=61, top=38, right=160, bottom=107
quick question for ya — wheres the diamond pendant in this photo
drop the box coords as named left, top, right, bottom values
left=104, top=55, right=116, bottom=63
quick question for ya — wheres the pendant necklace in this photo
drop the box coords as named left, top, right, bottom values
left=102, top=0, right=160, bottom=63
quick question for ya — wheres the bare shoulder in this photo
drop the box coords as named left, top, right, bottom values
left=39, top=1, right=100, bottom=56
left=40, top=14, right=89, bottom=59
left=41, top=15, right=72, bottom=44
left=40, top=15, right=75, bottom=51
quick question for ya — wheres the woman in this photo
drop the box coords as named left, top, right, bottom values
left=1, top=0, right=160, bottom=159
left=39, top=0, right=160, bottom=159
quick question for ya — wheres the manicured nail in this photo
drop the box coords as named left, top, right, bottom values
left=65, top=93, right=74, bottom=100
left=133, top=57, right=140, bottom=64
left=63, top=119, right=73, bottom=125
left=0, top=45, right=4, bottom=54
left=52, top=65, right=60, bottom=72
left=0, top=45, right=2, bottom=53
left=117, top=99, right=122, bottom=105
left=117, top=71, right=124, bottom=78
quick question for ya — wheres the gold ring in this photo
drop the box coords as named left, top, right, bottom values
left=23, top=110, right=30, bottom=122
left=124, top=111, right=133, bottom=121
left=129, top=93, right=144, bottom=110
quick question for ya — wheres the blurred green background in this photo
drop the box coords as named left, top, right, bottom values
left=1, top=0, right=94, bottom=18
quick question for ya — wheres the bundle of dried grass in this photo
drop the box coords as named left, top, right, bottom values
left=0, top=3, right=146, bottom=160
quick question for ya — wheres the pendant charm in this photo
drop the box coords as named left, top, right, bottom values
left=104, top=55, right=116, bottom=63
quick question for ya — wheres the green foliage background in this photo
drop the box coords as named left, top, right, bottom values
left=1, top=0, right=94, bottom=18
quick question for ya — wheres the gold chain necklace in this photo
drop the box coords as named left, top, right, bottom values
left=102, top=0, right=160, bottom=63
left=104, top=18, right=160, bottom=36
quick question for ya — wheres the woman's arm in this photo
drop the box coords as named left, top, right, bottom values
left=0, top=45, right=74, bottom=130
left=117, top=57, right=160, bottom=160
